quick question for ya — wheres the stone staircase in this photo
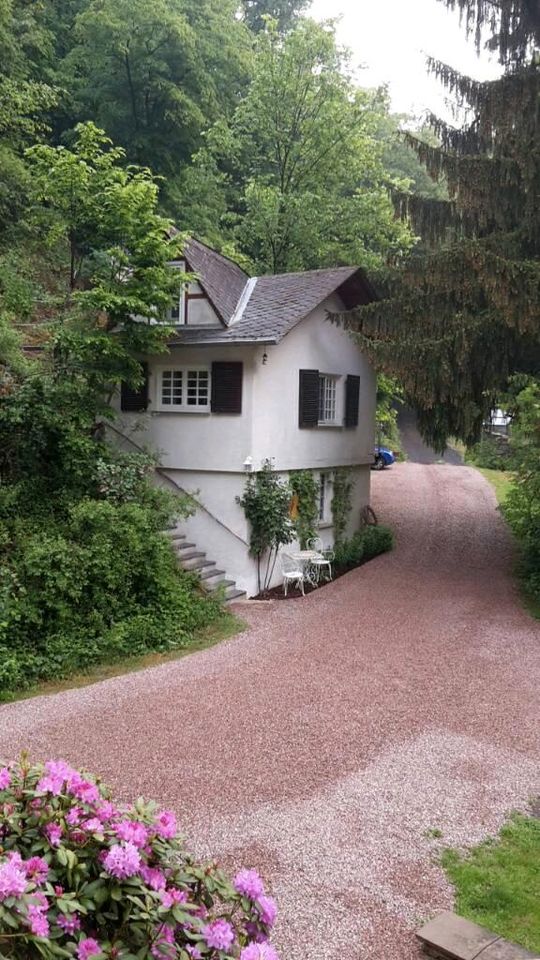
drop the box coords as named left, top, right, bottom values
left=164, top=527, right=247, bottom=603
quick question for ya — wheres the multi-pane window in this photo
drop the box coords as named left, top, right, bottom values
left=159, top=368, right=209, bottom=411
left=318, top=375, right=337, bottom=423
left=161, top=370, right=183, bottom=406
left=186, top=369, right=209, bottom=406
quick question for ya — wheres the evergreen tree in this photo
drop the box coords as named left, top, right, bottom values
left=334, top=0, right=540, bottom=449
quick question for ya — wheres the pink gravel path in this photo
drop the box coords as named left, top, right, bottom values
left=1, top=463, right=539, bottom=959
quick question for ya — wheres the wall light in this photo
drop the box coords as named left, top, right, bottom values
left=243, top=456, right=254, bottom=472
left=262, top=351, right=268, bottom=365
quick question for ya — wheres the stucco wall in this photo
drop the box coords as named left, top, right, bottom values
left=250, top=294, right=376, bottom=470
left=115, top=344, right=256, bottom=472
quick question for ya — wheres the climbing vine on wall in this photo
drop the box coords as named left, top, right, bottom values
left=289, top=470, right=319, bottom=548
left=332, top=468, right=354, bottom=545
left=237, top=459, right=294, bottom=594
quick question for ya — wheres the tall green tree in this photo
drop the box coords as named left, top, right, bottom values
left=0, top=0, right=56, bottom=233
left=177, top=19, right=412, bottom=273
left=334, top=0, right=539, bottom=449
left=241, top=0, right=311, bottom=34
left=58, top=0, right=252, bottom=176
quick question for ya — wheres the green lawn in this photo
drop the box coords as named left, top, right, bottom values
left=442, top=814, right=540, bottom=953
left=477, top=467, right=514, bottom=506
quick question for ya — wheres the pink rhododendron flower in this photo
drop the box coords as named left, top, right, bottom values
left=186, top=947, right=202, bottom=959
left=0, top=768, right=11, bottom=790
left=0, top=859, right=27, bottom=899
left=67, top=773, right=100, bottom=806
left=44, top=823, right=63, bottom=847
left=24, top=857, right=49, bottom=884
left=83, top=818, right=103, bottom=834
left=66, top=807, right=83, bottom=826
left=114, top=820, right=148, bottom=848
left=37, top=774, right=64, bottom=795
left=103, top=843, right=141, bottom=879
left=203, top=918, right=235, bottom=951
left=27, top=903, right=50, bottom=937
left=140, top=865, right=166, bottom=891
left=257, top=895, right=277, bottom=927
left=77, top=937, right=102, bottom=960
left=150, top=923, right=175, bottom=958
left=241, top=944, right=279, bottom=960
left=234, top=869, right=265, bottom=900
left=161, top=886, right=188, bottom=909
left=58, top=913, right=81, bottom=934
left=95, top=801, right=117, bottom=822
left=154, top=810, right=176, bottom=839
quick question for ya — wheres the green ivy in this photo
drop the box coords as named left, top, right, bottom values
left=289, top=470, right=319, bottom=548
left=331, top=467, right=354, bottom=545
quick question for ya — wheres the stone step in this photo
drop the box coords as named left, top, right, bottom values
left=186, top=559, right=216, bottom=574
left=199, top=566, right=223, bottom=581
left=173, top=541, right=196, bottom=552
left=164, top=529, right=186, bottom=540
left=224, top=587, right=247, bottom=602
left=416, top=912, right=538, bottom=960
left=180, top=552, right=207, bottom=570
left=204, top=577, right=235, bottom=593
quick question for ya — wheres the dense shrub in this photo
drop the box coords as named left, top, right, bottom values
left=0, top=498, right=219, bottom=695
left=501, top=380, right=540, bottom=603
left=466, top=434, right=512, bottom=470
left=333, top=524, right=394, bottom=571
left=0, top=757, right=279, bottom=959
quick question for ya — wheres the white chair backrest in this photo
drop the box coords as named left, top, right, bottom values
left=307, top=536, right=323, bottom=553
left=281, top=552, right=301, bottom=574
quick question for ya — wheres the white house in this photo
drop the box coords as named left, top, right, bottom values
left=114, top=239, right=377, bottom=598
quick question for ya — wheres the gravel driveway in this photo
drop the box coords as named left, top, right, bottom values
left=1, top=463, right=539, bottom=960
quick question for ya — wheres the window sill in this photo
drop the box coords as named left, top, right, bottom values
left=317, top=422, right=343, bottom=429
left=154, top=408, right=211, bottom=415
left=318, top=520, right=333, bottom=529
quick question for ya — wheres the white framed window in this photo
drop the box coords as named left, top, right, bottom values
left=318, top=472, right=332, bottom=523
left=168, top=284, right=186, bottom=324
left=318, top=375, right=338, bottom=424
left=319, top=473, right=327, bottom=521
left=158, top=367, right=210, bottom=412
left=166, top=260, right=187, bottom=324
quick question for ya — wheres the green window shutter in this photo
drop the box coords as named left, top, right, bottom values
left=211, top=361, right=243, bottom=413
left=299, top=369, right=320, bottom=428
left=344, top=375, right=360, bottom=428
left=120, top=362, right=149, bottom=412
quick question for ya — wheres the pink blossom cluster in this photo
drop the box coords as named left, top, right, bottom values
left=234, top=868, right=278, bottom=938
left=0, top=758, right=279, bottom=960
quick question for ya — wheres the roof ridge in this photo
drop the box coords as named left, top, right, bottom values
left=257, top=265, right=357, bottom=282
left=187, top=236, right=249, bottom=278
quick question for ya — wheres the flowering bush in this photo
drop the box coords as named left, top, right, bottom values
left=0, top=758, right=278, bottom=960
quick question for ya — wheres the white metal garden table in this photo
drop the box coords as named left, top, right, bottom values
left=288, top=549, right=325, bottom=587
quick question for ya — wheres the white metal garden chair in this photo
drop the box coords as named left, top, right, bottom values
left=306, top=537, right=334, bottom=583
left=280, top=552, right=306, bottom=596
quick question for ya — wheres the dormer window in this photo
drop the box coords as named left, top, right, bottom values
left=168, top=260, right=187, bottom=325
left=169, top=284, right=185, bottom=324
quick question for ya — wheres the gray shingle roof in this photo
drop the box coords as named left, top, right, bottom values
left=171, top=243, right=376, bottom=346
left=184, top=238, right=248, bottom=325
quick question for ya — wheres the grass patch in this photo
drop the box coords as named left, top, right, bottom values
left=0, top=612, right=245, bottom=705
left=442, top=813, right=540, bottom=953
left=477, top=467, right=514, bottom=506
